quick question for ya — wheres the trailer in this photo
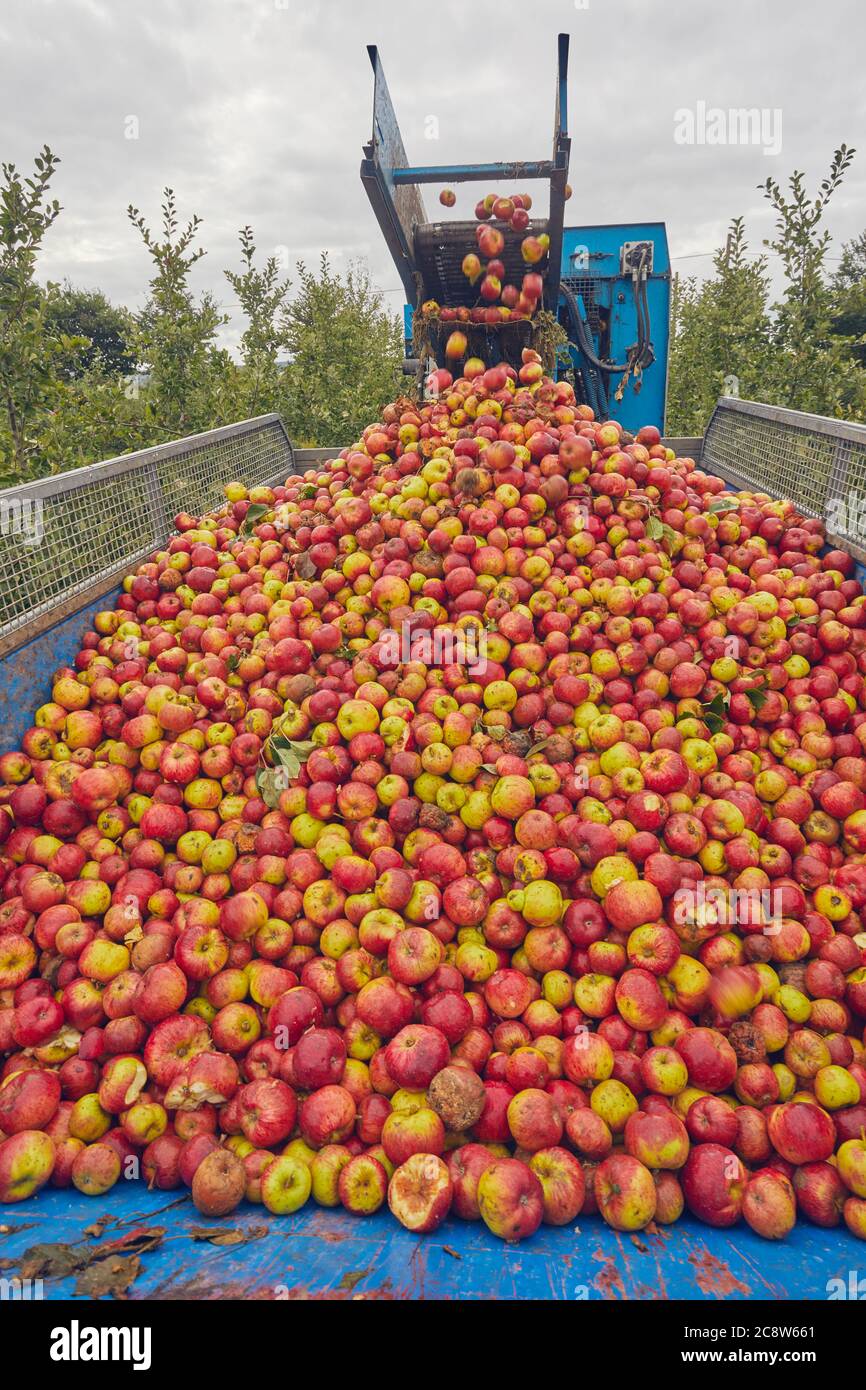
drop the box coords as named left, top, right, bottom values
left=1, top=398, right=865, bottom=1300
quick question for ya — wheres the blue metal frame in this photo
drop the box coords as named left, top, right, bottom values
left=361, top=34, right=668, bottom=430
left=0, top=589, right=122, bottom=756
left=393, top=164, right=557, bottom=185
left=361, top=34, right=571, bottom=311
left=560, top=222, right=671, bottom=433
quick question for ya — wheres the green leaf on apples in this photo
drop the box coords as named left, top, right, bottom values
left=301, top=485, right=317, bottom=499
left=226, top=652, right=240, bottom=673
left=746, top=686, right=769, bottom=712
left=240, top=502, right=270, bottom=535
left=256, top=767, right=285, bottom=808
left=700, top=691, right=730, bottom=735
left=283, top=738, right=317, bottom=758
left=646, top=516, right=664, bottom=540
left=708, top=496, right=740, bottom=514
left=528, top=738, right=553, bottom=756
left=475, top=719, right=505, bottom=741
left=263, top=736, right=317, bottom=787
left=480, top=763, right=499, bottom=774
left=787, top=613, right=819, bottom=626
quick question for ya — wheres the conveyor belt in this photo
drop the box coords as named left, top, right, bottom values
left=413, top=221, right=550, bottom=309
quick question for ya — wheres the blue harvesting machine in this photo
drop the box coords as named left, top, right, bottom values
left=360, top=33, right=671, bottom=433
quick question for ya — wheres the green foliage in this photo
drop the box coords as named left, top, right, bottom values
left=0, top=146, right=65, bottom=485
left=127, top=189, right=230, bottom=438
left=0, top=158, right=408, bottom=483
left=44, top=282, right=136, bottom=380
left=668, top=147, right=866, bottom=433
left=37, top=374, right=147, bottom=475
left=757, top=145, right=866, bottom=417
left=831, top=230, right=866, bottom=365
left=225, top=227, right=291, bottom=418
left=667, top=218, right=775, bottom=434
left=279, top=254, right=403, bottom=446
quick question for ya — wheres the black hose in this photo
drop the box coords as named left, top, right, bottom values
left=637, top=275, right=655, bottom=370
left=561, top=284, right=633, bottom=374
left=560, top=287, right=611, bottom=415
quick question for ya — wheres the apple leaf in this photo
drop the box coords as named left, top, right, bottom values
left=478, top=723, right=505, bottom=741
left=255, top=768, right=284, bottom=809
left=480, top=763, right=499, bottom=774
left=708, top=496, right=740, bottom=514
left=190, top=1225, right=268, bottom=1247
left=746, top=686, right=769, bottom=712
left=700, top=691, right=730, bottom=735
left=240, top=502, right=270, bottom=535
left=225, top=652, right=240, bottom=673
left=293, top=552, right=317, bottom=580
left=646, top=516, right=664, bottom=540
left=528, top=738, right=553, bottom=756
left=264, top=736, right=317, bottom=785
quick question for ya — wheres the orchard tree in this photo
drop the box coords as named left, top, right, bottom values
left=830, top=229, right=866, bottom=365
left=45, top=282, right=136, bottom=380
left=127, top=189, right=229, bottom=437
left=759, top=145, right=866, bottom=416
left=225, top=227, right=291, bottom=417
left=0, top=147, right=69, bottom=484
left=667, top=219, right=775, bottom=434
left=280, top=254, right=402, bottom=445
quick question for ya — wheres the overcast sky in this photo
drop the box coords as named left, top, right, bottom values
left=2, top=0, right=864, bottom=354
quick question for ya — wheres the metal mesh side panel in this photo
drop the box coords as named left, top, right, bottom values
left=702, top=399, right=866, bottom=561
left=0, top=416, right=294, bottom=648
left=560, top=276, right=602, bottom=335
left=155, top=419, right=293, bottom=518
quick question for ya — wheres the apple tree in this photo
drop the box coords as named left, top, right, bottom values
left=224, top=226, right=291, bottom=419
left=279, top=253, right=403, bottom=446
left=0, top=147, right=68, bottom=485
left=127, top=189, right=231, bottom=439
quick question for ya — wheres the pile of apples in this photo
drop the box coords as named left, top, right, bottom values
left=1, top=349, right=866, bottom=1244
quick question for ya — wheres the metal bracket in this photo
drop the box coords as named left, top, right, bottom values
left=620, top=241, right=654, bottom=275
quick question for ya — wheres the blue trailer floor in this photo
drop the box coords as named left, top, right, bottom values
left=1, top=1186, right=860, bottom=1300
